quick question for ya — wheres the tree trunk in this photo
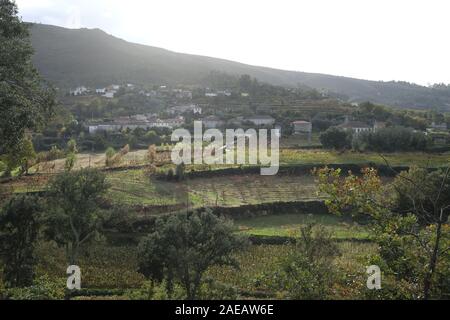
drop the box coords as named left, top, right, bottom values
left=423, top=210, right=443, bottom=300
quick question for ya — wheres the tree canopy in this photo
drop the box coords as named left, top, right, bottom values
left=0, top=0, right=56, bottom=155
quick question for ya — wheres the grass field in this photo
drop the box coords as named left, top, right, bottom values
left=279, top=149, right=450, bottom=167
left=235, top=214, right=370, bottom=240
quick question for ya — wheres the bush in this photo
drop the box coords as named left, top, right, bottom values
left=105, top=147, right=123, bottom=167
left=66, top=139, right=78, bottom=154
left=64, top=153, right=77, bottom=172
left=279, top=224, right=341, bottom=299
left=3, top=275, right=66, bottom=300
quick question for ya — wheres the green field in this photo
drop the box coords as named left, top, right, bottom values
left=235, top=214, right=370, bottom=240
left=279, top=149, right=450, bottom=167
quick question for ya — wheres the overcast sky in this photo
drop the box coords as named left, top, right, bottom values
left=16, top=0, right=450, bottom=86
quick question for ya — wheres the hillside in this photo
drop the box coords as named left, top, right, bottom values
left=30, top=23, right=450, bottom=110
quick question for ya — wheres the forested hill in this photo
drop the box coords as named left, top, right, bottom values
left=29, top=23, right=450, bottom=110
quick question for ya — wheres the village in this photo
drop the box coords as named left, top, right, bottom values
left=66, top=82, right=449, bottom=150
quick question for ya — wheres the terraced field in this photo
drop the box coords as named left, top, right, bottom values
left=235, top=214, right=370, bottom=240
left=105, top=170, right=320, bottom=207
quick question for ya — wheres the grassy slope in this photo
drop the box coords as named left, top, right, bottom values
left=235, top=214, right=370, bottom=240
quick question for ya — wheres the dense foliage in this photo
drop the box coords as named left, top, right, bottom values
left=138, top=209, right=247, bottom=299
left=0, top=195, right=42, bottom=287
left=0, top=0, right=55, bottom=155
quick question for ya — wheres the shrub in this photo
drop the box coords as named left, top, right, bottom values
left=3, top=275, right=66, bottom=300
left=279, top=224, right=341, bottom=299
left=64, top=153, right=77, bottom=172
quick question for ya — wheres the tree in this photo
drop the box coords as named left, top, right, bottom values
left=137, top=209, right=247, bottom=299
left=0, top=0, right=56, bottom=155
left=66, top=139, right=78, bottom=154
left=64, top=152, right=77, bottom=172
left=105, top=147, right=116, bottom=167
left=46, top=169, right=110, bottom=264
left=1, top=136, right=36, bottom=175
left=315, top=166, right=450, bottom=299
left=0, top=195, right=42, bottom=287
left=319, top=127, right=352, bottom=150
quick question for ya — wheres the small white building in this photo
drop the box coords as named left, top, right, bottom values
left=103, top=91, right=115, bottom=99
left=71, top=86, right=89, bottom=96
left=245, top=115, right=276, bottom=127
left=205, top=93, right=218, bottom=97
left=339, top=119, right=373, bottom=134
left=293, top=121, right=312, bottom=134
left=169, top=104, right=202, bottom=115
left=96, top=88, right=106, bottom=94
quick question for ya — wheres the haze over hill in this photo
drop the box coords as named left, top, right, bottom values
left=30, top=24, right=450, bottom=110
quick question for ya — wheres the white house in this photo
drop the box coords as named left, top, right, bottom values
left=338, top=118, right=373, bottom=134
left=245, top=115, right=276, bottom=126
left=103, top=91, right=115, bottom=99
left=292, top=121, right=312, bottom=134
left=96, top=88, right=106, bottom=94
left=71, top=86, right=88, bottom=96
left=205, top=93, right=218, bottom=97
left=169, top=104, right=202, bottom=115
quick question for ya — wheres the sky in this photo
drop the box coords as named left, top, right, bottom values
left=16, top=0, right=450, bottom=86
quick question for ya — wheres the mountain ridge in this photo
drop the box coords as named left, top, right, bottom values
left=29, top=23, right=450, bottom=110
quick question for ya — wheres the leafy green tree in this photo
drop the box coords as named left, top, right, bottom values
left=137, top=209, right=247, bottom=299
left=66, top=139, right=78, bottom=154
left=1, top=136, right=36, bottom=175
left=316, top=166, right=450, bottom=299
left=0, top=195, right=42, bottom=287
left=46, top=169, right=109, bottom=264
left=319, top=127, right=352, bottom=150
left=0, top=0, right=55, bottom=155
left=64, top=152, right=77, bottom=172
